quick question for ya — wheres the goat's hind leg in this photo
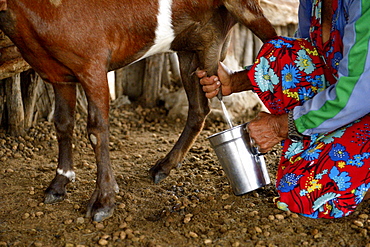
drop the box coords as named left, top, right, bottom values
left=149, top=51, right=211, bottom=183
left=45, top=83, right=77, bottom=204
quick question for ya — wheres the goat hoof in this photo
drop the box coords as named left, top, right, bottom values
left=152, top=171, right=168, bottom=184
left=86, top=206, right=115, bottom=222
left=92, top=208, right=115, bottom=222
left=149, top=164, right=169, bottom=184
left=44, top=192, right=65, bottom=204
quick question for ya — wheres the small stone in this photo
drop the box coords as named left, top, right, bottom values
left=119, top=222, right=127, bottom=229
left=35, top=211, right=44, bottom=217
left=189, top=231, right=198, bottom=238
left=95, top=223, right=105, bottom=229
left=64, top=219, right=73, bottom=225
left=120, top=231, right=127, bottom=240
left=232, top=241, right=241, bottom=247
left=184, top=216, right=191, bottom=224
left=359, top=214, right=369, bottom=220
left=221, top=194, right=230, bottom=200
left=311, top=229, right=319, bottom=235
left=76, top=217, right=85, bottom=224
left=125, top=215, right=133, bottom=222
left=353, top=220, right=364, bottom=227
left=275, top=214, right=284, bottom=220
left=22, top=213, right=30, bottom=220
left=204, top=239, right=213, bottom=245
left=268, top=215, right=275, bottom=221
left=255, top=226, right=262, bottom=233
left=98, top=239, right=108, bottom=246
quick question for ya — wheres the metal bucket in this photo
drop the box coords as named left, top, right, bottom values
left=207, top=123, right=270, bottom=195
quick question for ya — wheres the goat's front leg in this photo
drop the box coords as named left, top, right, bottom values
left=149, top=51, right=210, bottom=183
left=82, top=76, right=119, bottom=222
left=45, top=83, right=77, bottom=204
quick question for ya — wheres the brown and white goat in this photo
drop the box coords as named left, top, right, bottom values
left=0, top=0, right=276, bottom=221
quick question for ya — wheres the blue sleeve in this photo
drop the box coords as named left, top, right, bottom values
left=295, top=0, right=313, bottom=38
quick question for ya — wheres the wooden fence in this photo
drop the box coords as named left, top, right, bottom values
left=0, top=23, right=297, bottom=136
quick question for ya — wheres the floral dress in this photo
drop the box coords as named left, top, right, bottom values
left=247, top=0, right=370, bottom=218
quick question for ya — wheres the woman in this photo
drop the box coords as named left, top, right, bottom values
left=197, top=0, right=370, bottom=218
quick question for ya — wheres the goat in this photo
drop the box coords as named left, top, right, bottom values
left=0, top=0, right=276, bottom=222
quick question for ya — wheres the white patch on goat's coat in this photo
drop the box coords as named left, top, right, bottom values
left=139, top=0, right=175, bottom=60
left=57, top=169, right=76, bottom=182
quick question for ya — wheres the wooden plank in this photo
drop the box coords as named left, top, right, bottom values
left=142, top=54, right=164, bottom=107
left=0, top=31, right=13, bottom=48
left=0, top=80, right=5, bottom=127
left=5, top=74, right=25, bottom=135
left=115, top=59, right=146, bottom=100
left=21, top=71, right=43, bottom=129
left=0, top=58, right=31, bottom=80
left=0, top=45, right=21, bottom=63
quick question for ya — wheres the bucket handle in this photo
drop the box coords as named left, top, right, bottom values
left=243, top=124, right=266, bottom=156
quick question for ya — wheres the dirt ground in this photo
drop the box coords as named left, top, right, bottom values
left=0, top=102, right=369, bottom=247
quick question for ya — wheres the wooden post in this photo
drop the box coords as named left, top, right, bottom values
left=114, top=59, right=146, bottom=100
left=20, top=70, right=42, bottom=129
left=5, top=74, right=25, bottom=135
left=142, top=54, right=165, bottom=107
left=0, top=80, right=5, bottom=127
left=253, top=34, right=263, bottom=59
left=244, top=29, right=255, bottom=66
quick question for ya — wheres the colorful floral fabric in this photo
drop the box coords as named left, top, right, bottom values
left=246, top=0, right=370, bottom=219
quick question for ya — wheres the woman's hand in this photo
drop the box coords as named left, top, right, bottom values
left=196, top=62, right=234, bottom=99
left=196, top=62, right=253, bottom=99
left=247, top=112, right=289, bottom=153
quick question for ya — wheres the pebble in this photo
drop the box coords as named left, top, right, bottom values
left=204, top=239, right=212, bottom=245
left=353, top=220, right=364, bottom=227
left=76, top=217, right=85, bottom=224
left=125, top=215, right=133, bottom=222
left=119, top=222, right=128, bottom=229
left=120, top=231, right=127, bottom=240
left=275, top=214, right=285, bottom=220
left=22, top=213, right=30, bottom=220
left=64, top=219, right=73, bottom=225
left=35, top=211, right=44, bottom=217
left=221, top=194, right=230, bottom=200
left=268, top=215, right=275, bottom=221
left=255, top=226, right=263, bottom=233
left=189, top=231, right=198, bottom=238
left=95, top=223, right=105, bottom=229
left=359, top=214, right=369, bottom=220
left=184, top=214, right=193, bottom=224
left=98, top=239, right=108, bottom=246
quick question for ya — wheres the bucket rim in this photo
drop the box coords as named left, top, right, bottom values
left=207, top=122, right=248, bottom=140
